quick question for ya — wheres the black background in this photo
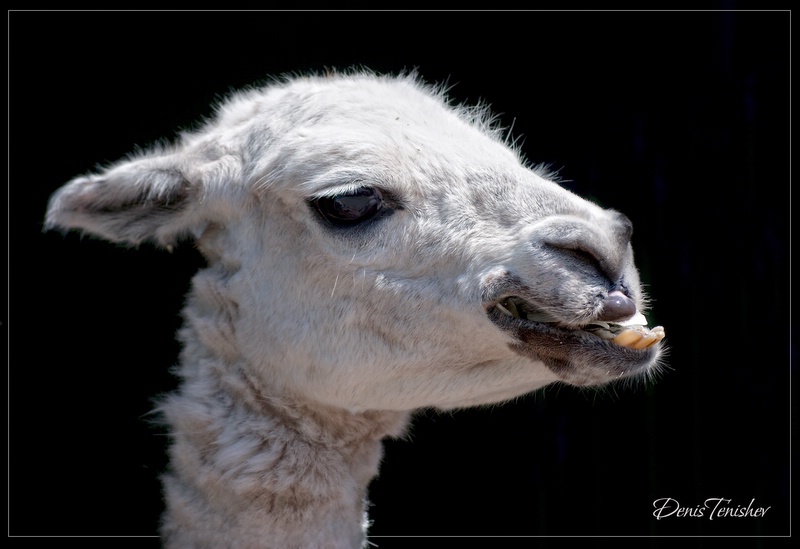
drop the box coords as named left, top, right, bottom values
left=8, top=8, right=791, bottom=548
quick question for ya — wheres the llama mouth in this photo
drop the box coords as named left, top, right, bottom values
left=491, top=296, right=665, bottom=351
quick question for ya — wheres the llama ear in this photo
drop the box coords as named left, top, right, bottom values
left=46, top=148, right=217, bottom=248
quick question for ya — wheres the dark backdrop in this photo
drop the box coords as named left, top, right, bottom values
left=8, top=9, right=791, bottom=548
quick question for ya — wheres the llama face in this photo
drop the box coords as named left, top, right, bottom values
left=46, top=73, right=664, bottom=412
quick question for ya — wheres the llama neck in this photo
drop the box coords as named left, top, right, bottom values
left=160, top=371, right=409, bottom=548
left=159, top=329, right=410, bottom=549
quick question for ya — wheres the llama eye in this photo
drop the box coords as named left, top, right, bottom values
left=312, top=187, right=385, bottom=226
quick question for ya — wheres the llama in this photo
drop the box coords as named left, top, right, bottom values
left=45, top=71, right=665, bottom=548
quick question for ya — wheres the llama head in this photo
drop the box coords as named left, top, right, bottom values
left=46, top=72, right=664, bottom=412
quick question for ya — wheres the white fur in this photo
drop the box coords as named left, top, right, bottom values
left=45, top=71, right=663, bottom=548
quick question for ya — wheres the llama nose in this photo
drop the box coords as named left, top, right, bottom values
left=598, top=290, right=637, bottom=321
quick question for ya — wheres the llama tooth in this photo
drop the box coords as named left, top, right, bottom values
left=611, top=328, right=642, bottom=348
left=651, top=326, right=666, bottom=343
left=631, top=332, right=658, bottom=350
left=612, top=325, right=666, bottom=349
left=615, top=311, right=648, bottom=327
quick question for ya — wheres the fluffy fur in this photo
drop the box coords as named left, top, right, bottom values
left=45, top=71, right=664, bottom=548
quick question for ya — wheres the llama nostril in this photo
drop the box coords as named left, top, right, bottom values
left=599, top=290, right=637, bottom=321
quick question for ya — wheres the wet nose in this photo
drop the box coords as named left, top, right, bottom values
left=599, top=290, right=637, bottom=321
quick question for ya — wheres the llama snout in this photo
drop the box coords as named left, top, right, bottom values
left=489, top=213, right=637, bottom=305
left=598, top=290, right=637, bottom=322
